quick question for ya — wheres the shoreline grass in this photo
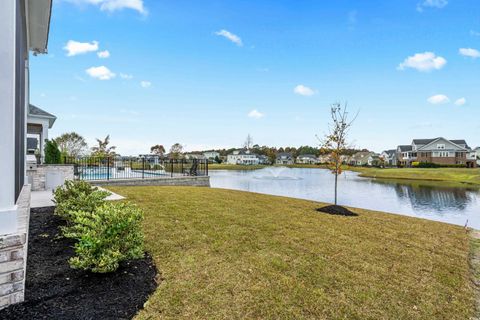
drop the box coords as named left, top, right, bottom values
left=209, top=163, right=480, bottom=187
left=352, top=167, right=480, bottom=186
left=107, top=186, right=476, bottom=319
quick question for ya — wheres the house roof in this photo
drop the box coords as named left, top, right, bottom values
left=382, top=149, right=397, bottom=156
left=412, top=139, right=436, bottom=145
left=276, top=152, right=293, bottom=158
left=28, top=104, right=56, bottom=128
left=413, top=138, right=470, bottom=149
left=298, top=154, right=317, bottom=159
left=416, top=137, right=469, bottom=151
left=351, top=151, right=374, bottom=160
left=398, top=145, right=413, bottom=152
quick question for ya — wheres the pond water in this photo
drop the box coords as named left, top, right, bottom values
left=209, top=167, right=480, bottom=228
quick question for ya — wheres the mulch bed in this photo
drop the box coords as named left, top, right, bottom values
left=316, top=205, right=358, bottom=216
left=0, top=207, right=157, bottom=320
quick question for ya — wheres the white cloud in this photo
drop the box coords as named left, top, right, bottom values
left=247, top=109, right=264, bottom=119
left=427, top=94, right=450, bottom=105
left=140, top=81, right=151, bottom=88
left=459, top=48, right=480, bottom=59
left=85, top=66, right=116, bottom=80
left=97, top=50, right=110, bottom=58
left=294, top=84, right=316, bottom=96
left=215, top=29, right=243, bottom=46
left=64, top=40, right=98, bottom=56
left=471, top=30, right=480, bottom=37
left=40, top=93, right=47, bottom=97
left=397, top=52, right=446, bottom=72
left=454, top=98, right=466, bottom=106
left=120, top=73, right=133, bottom=79
left=417, top=0, right=448, bottom=11
left=66, top=0, right=147, bottom=15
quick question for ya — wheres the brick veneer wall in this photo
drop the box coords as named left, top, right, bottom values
left=26, top=164, right=74, bottom=191
left=0, top=185, right=30, bottom=309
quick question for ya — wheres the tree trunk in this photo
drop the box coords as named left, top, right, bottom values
left=334, top=171, right=338, bottom=205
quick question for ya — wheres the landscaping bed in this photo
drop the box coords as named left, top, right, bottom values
left=0, top=206, right=157, bottom=320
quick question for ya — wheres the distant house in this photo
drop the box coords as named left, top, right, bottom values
left=397, top=138, right=476, bottom=168
left=475, top=147, right=480, bottom=166
left=27, top=104, right=57, bottom=163
left=318, top=154, right=331, bottom=164
left=226, top=150, right=259, bottom=165
left=349, top=151, right=376, bottom=166
left=184, top=153, right=207, bottom=161
left=276, top=152, right=294, bottom=165
left=203, top=151, right=220, bottom=161
left=380, top=149, right=397, bottom=167
left=257, top=155, right=270, bottom=165
left=296, top=154, right=319, bottom=164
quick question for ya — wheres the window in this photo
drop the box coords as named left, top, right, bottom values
left=437, top=144, right=445, bottom=149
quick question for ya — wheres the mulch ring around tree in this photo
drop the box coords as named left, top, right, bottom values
left=0, top=206, right=158, bottom=320
left=316, top=205, right=358, bottom=216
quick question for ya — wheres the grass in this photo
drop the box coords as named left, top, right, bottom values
left=107, top=186, right=476, bottom=320
left=351, top=167, right=480, bottom=186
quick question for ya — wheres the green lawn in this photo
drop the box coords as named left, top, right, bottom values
left=107, top=186, right=476, bottom=320
left=352, top=167, right=480, bottom=186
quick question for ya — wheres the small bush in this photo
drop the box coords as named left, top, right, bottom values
left=63, top=202, right=144, bottom=273
left=53, top=180, right=110, bottom=220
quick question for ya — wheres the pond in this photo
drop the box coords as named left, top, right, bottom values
left=209, top=167, right=480, bottom=228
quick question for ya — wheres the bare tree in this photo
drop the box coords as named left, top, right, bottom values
left=54, top=132, right=88, bottom=157
left=318, top=103, right=357, bottom=206
left=169, top=143, right=184, bottom=159
left=243, top=134, right=253, bottom=150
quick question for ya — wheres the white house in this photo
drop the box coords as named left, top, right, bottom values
left=276, top=152, right=294, bottom=165
left=227, top=150, right=260, bottom=165
left=296, top=154, right=319, bottom=164
left=0, top=0, right=53, bottom=309
left=380, top=149, right=397, bottom=167
left=27, top=104, right=56, bottom=162
left=203, top=151, right=220, bottom=161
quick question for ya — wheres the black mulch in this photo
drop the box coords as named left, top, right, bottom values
left=316, top=205, right=358, bottom=216
left=0, top=207, right=157, bottom=320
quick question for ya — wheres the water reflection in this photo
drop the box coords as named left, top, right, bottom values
left=373, top=180, right=473, bottom=215
left=209, top=168, right=480, bottom=228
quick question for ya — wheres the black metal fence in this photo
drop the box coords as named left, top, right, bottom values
left=64, top=156, right=208, bottom=181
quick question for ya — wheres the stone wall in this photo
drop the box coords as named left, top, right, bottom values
left=0, top=185, right=30, bottom=309
left=26, top=164, right=74, bottom=191
left=92, top=176, right=210, bottom=187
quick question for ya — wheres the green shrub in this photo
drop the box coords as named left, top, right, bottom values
left=63, top=202, right=144, bottom=273
left=44, top=139, right=62, bottom=164
left=53, top=180, right=110, bottom=220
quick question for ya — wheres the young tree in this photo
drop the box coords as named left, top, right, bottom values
left=54, top=132, right=88, bottom=157
left=44, top=139, right=62, bottom=164
left=91, top=135, right=116, bottom=158
left=243, top=134, right=253, bottom=150
left=319, top=103, right=357, bottom=206
left=150, top=144, right=166, bottom=156
left=169, top=143, right=184, bottom=159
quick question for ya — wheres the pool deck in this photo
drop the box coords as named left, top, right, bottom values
left=30, top=187, right=125, bottom=208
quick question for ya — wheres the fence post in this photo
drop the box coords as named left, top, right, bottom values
left=107, top=157, right=110, bottom=180
left=171, top=160, right=174, bottom=178
left=206, top=159, right=208, bottom=176
left=181, top=159, right=184, bottom=175
left=142, top=157, right=145, bottom=179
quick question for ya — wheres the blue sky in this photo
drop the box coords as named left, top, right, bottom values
left=30, top=0, right=480, bottom=154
